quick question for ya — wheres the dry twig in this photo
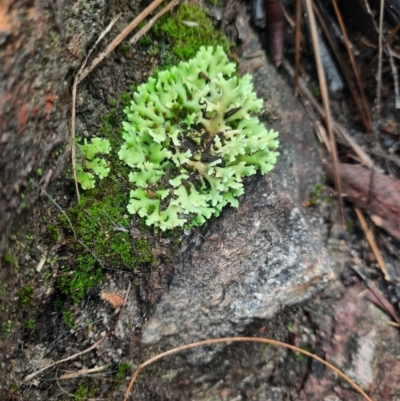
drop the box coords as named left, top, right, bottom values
left=123, top=337, right=374, bottom=401
left=60, top=365, right=107, bottom=380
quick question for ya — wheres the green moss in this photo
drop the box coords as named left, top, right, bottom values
left=26, top=318, right=35, bottom=330
left=153, top=3, right=231, bottom=62
left=308, top=183, right=323, bottom=206
left=63, top=310, right=74, bottom=328
left=3, top=250, right=18, bottom=269
left=47, top=224, right=60, bottom=241
left=114, top=362, right=131, bottom=386
left=4, top=321, right=13, bottom=334
left=18, top=286, right=34, bottom=305
left=118, top=41, right=133, bottom=57
left=74, top=383, right=96, bottom=401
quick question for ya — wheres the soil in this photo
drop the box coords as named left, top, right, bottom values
left=1, top=0, right=400, bottom=400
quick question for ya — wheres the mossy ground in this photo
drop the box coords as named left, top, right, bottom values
left=58, top=95, right=156, bottom=304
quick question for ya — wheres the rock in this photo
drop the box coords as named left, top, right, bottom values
left=132, top=8, right=333, bottom=398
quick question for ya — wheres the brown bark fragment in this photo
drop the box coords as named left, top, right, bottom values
left=325, top=163, right=400, bottom=240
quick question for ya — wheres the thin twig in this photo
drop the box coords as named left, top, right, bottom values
left=60, top=365, right=107, bottom=380
left=304, top=0, right=345, bottom=228
left=45, top=314, right=117, bottom=356
left=25, top=282, right=131, bottom=382
left=354, top=207, right=390, bottom=281
left=129, top=0, right=181, bottom=44
left=77, top=0, right=167, bottom=84
left=123, top=337, right=374, bottom=401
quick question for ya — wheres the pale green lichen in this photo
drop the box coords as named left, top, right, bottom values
left=76, top=137, right=111, bottom=190
left=119, top=46, right=279, bottom=230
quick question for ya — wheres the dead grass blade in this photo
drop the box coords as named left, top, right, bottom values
left=303, top=0, right=345, bottom=228
left=24, top=282, right=131, bottom=382
left=122, top=337, right=374, bottom=401
left=330, top=0, right=373, bottom=133
left=354, top=207, right=390, bottom=281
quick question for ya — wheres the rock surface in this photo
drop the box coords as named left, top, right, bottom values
left=126, top=7, right=333, bottom=395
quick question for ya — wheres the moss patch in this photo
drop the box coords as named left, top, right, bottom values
left=153, top=3, right=231, bottom=62
left=17, top=286, right=34, bottom=305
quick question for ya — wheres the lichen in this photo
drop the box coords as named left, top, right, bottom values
left=120, top=46, right=279, bottom=231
